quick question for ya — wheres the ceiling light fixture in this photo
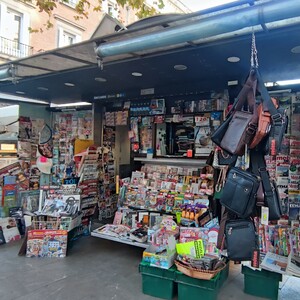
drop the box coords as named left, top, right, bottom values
left=132, top=72, right=142, bottom=77
left=50, top=102, right=92, bottom=108
left=95, top=77, right=107, bottom=82
left=0, top=92, right=49, bottom=104
left=291, top=46, right=300, bottom=54
left=174, top=64, right=187, bottom=71
left=276, top=79, right=300, bottom=85
left=227, top=56, right=240, bottom=63
left=37, top=87, right=49, bottom=91
left=64, top=82, right=75, bottom=87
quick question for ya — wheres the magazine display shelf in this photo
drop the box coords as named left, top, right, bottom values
left=134, top=157, right=206, bottom=167
left=91, top=230, right=149, bottom=248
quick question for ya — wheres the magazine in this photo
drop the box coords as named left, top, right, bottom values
left=26, top=229, right=68, bottom=258
left=17, top=190, right=40, bottom=215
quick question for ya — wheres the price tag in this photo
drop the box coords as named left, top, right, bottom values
left=195, top=116, right=210, bottom=126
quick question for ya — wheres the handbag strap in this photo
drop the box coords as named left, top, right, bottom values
left=256, top=69, right=282, bottom=122
left=250, top=150, right=274, bottom=202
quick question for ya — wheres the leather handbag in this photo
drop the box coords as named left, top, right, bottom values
left=220, top=110, right=257, bottom=155
left=225, top=219, right=257, bottom=261
left=211, top=69, right=255, bottom=148
left=220, top=167, right=260, bottom=218
left=249, top=97, right=278, bottom=149
left=218, top=69, right=258, bottom=155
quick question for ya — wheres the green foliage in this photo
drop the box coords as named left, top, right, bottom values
left=19, top=0, right=165, bottom=31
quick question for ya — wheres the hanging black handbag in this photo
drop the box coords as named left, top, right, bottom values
left=220, top=167, right=260, bottom=218
left=217, top=149, right=238, bottom=166
left=225, top=219, right=257, bottom=261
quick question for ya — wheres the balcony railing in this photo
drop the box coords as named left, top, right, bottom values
left=0, top=36, right=33, bottom=58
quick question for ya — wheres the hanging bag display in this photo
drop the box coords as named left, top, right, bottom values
left=220, top=167, right=260, bottom=218
left=225, top=218, right=257, bottom=261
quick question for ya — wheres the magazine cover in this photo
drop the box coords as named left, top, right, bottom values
left=26, top=229, right=68, bottom=257
left=289, top=195, right=300, bottom=221
left=17, top=190, right=40, bottom=215
left=0, top=217, right=21, bottom=243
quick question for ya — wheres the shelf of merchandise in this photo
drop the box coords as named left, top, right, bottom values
left=133, top=157, right=207, bottom=167
left=91, top=230, right=149, bottom=248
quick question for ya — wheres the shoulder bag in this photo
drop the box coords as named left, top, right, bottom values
left=220, top=167, right=260, bottom=218
left=225, top=218, right=257, bottom=261
left=220, top=69, right=258, bottom=155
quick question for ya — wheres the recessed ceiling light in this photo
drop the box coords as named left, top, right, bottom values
left=291, top=46, right=300, bottom=54
left=16, top=91, right=25, bottom=94
left=132, top=72, right=142, bottom=77
left=174, top=64, right=187, bottom=71
left=227, top=56, right=240, bottom=63
left=37, top=87, right=49, bottom=91
left=95, top=77, right=107, bottom=82
left=64, top=82, right=75, bottom=87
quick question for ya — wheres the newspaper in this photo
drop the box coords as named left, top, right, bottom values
left=287, top=253, right=300, bottom=277
left=261, top=252, right=288, bottom=274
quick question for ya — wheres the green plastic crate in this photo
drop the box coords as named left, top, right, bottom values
left=175, top=270, right=220, bottom=300
left=242, top=265, right=282, bottom=300
left=139, top=261, right=177, bottom=300
left=219, top=261, right=230, bottom=288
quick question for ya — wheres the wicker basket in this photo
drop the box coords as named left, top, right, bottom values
left=175, top=260, right=226, bottom=280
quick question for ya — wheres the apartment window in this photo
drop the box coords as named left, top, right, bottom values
left=57, top=26, right=81, bottom=47
left=0, top=4, right=30, bottom=58
left=63, top=0, right=79, bottom=9
left=8, top=9, right=22, bottom=49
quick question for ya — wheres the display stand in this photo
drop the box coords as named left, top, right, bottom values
left=91, top=229, right=149, bottom=248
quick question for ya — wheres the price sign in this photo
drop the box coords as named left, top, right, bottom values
left=195, top=116, right=210, bottom=126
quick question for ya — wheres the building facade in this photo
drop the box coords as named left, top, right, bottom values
left=0, top=0, right=189, bottom=64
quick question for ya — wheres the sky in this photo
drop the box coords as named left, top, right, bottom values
left=181, top=0, right=239, bottom=12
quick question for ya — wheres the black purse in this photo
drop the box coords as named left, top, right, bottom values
left=220, top=167, right=260, bottom=218
left=225, top=219, right=257, bottom=261
left=217, top=149, right=238, bottom=166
